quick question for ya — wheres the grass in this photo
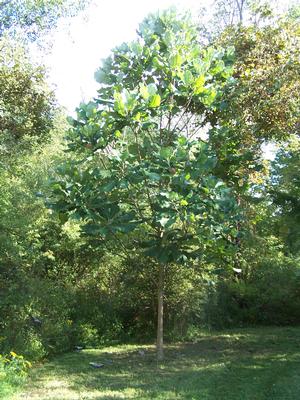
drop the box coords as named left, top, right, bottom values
left=0, top=369, right=27, bottom=400
left=7, top=326, right=300, bottom=400
left=0, top=373, right=16, bottom=400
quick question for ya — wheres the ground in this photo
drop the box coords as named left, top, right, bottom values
left=7, top=327, right=300, bottom=400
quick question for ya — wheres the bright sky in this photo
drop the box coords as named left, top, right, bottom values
left=45, top=0, right=211, bottom=113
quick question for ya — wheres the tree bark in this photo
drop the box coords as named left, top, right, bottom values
left=157, top=263, right=165, bottom=361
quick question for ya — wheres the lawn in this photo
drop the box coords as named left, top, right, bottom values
left=8, top=327, right=300, bottom=400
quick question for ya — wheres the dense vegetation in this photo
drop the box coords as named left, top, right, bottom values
left=0, top=0, right=299, bottom=394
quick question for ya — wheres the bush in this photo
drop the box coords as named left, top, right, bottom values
left=0, top=351, right=31, bottom=399
left=206, top=255, right=300, bottom=327
left=0, top=351, right=31, bottom=386
left=0, top=277, right=77, bottom=360
left=72, top=286, right=124, bottom=346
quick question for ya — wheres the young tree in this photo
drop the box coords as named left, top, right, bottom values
left=49, top=9, right=239, bottom=360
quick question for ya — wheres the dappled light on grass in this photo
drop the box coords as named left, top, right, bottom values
left=13, top=327, right=300, bottom=400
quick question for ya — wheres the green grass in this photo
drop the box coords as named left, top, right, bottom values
left=0, top=374, right=16, bottom=400
left=0, top=369, right=26, bottom=400
left=8, top=327, right=300, bottom=400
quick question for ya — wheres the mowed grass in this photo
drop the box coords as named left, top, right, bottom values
left=10, top=327, right=300, bottom=400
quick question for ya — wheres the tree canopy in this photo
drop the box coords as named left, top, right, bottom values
left=0, top=37, right=56, bottom=157
left=0, top=0, right=88, bottom=40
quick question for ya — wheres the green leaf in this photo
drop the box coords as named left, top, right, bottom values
left=124, top=89, right=136, bottom=111
left=131, top=41, right=143, bottom=56
left=133, top=112, right=141, bottom=121
left=142, top=121, right=159, bottom=130
left=183, top=70, right=194, bottom=86
left=114, top=91, right=126, bottom=116
left=147, top=83, right=158, bottom=96
left=203, top=88, right=217, bottom=106
left=58, top=212, right=68, bottom=224
left=194, top=75, right=205, bottom=94
left=160, top=147, right=173, bottom=160
left=102, top=181, right=117, bottom=192
left=153, top=56, right=164, bottom=68
left=83, top=224, right=108, bottom=236
left=140, top=84, right=149, bottom=100
left=115, top=223, right=137, bottom=233
left=99, top=169, right=112, bottom=178
left=178, top=136, right=187, bottom=145
left=94, top=68, right=108, bottom=84
left=128, top=143, right=139, bottom=155
left=149, top=94, right=161, bottom=108
left=170, top=53, right=182, bottom=68
left=102, top=203, right=120, bottom=219
left=145, top=171, right=161, bottom=181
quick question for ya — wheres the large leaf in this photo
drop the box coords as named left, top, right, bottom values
left=194, top=75, right=206, bottom=94
left=114, top=91, right=127, bottom=116
left=149, top=94, right=161, bottom=108
left=183, top=70, right=194, bottom=86
left=160, top=146, right=173, bottom=160
left=145, top=171, right=161, bottom=182
left=170, top=53, right=182, bottom=68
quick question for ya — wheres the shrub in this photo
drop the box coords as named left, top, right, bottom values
left=0, top=351, right=31, bottom=384
left=0, top=277, right=77, bottom=360
left=206, top=255, right=300, bottom=327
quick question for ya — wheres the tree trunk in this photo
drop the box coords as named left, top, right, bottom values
left=157, top=263, right=165, bottom=361
left=235, top=0, right=245, bottom=24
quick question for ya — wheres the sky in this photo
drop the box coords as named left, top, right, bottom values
left=45, top=0, right=211, bottom=113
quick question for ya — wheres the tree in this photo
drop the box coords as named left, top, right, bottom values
left=269, top=136, right=300, bottom=255
left=196, top=8, right=300, bottom=299
left=207, top=14, right=300, bottom=191
left=49, top=9, right=239, bottom=360
left=0, top=0, right=89, bottom=40
left=213, top=0, right=248, bottom=27
left=0, top=37, right=56, bottom=155
left=199, top=0, right=276, bottom=43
